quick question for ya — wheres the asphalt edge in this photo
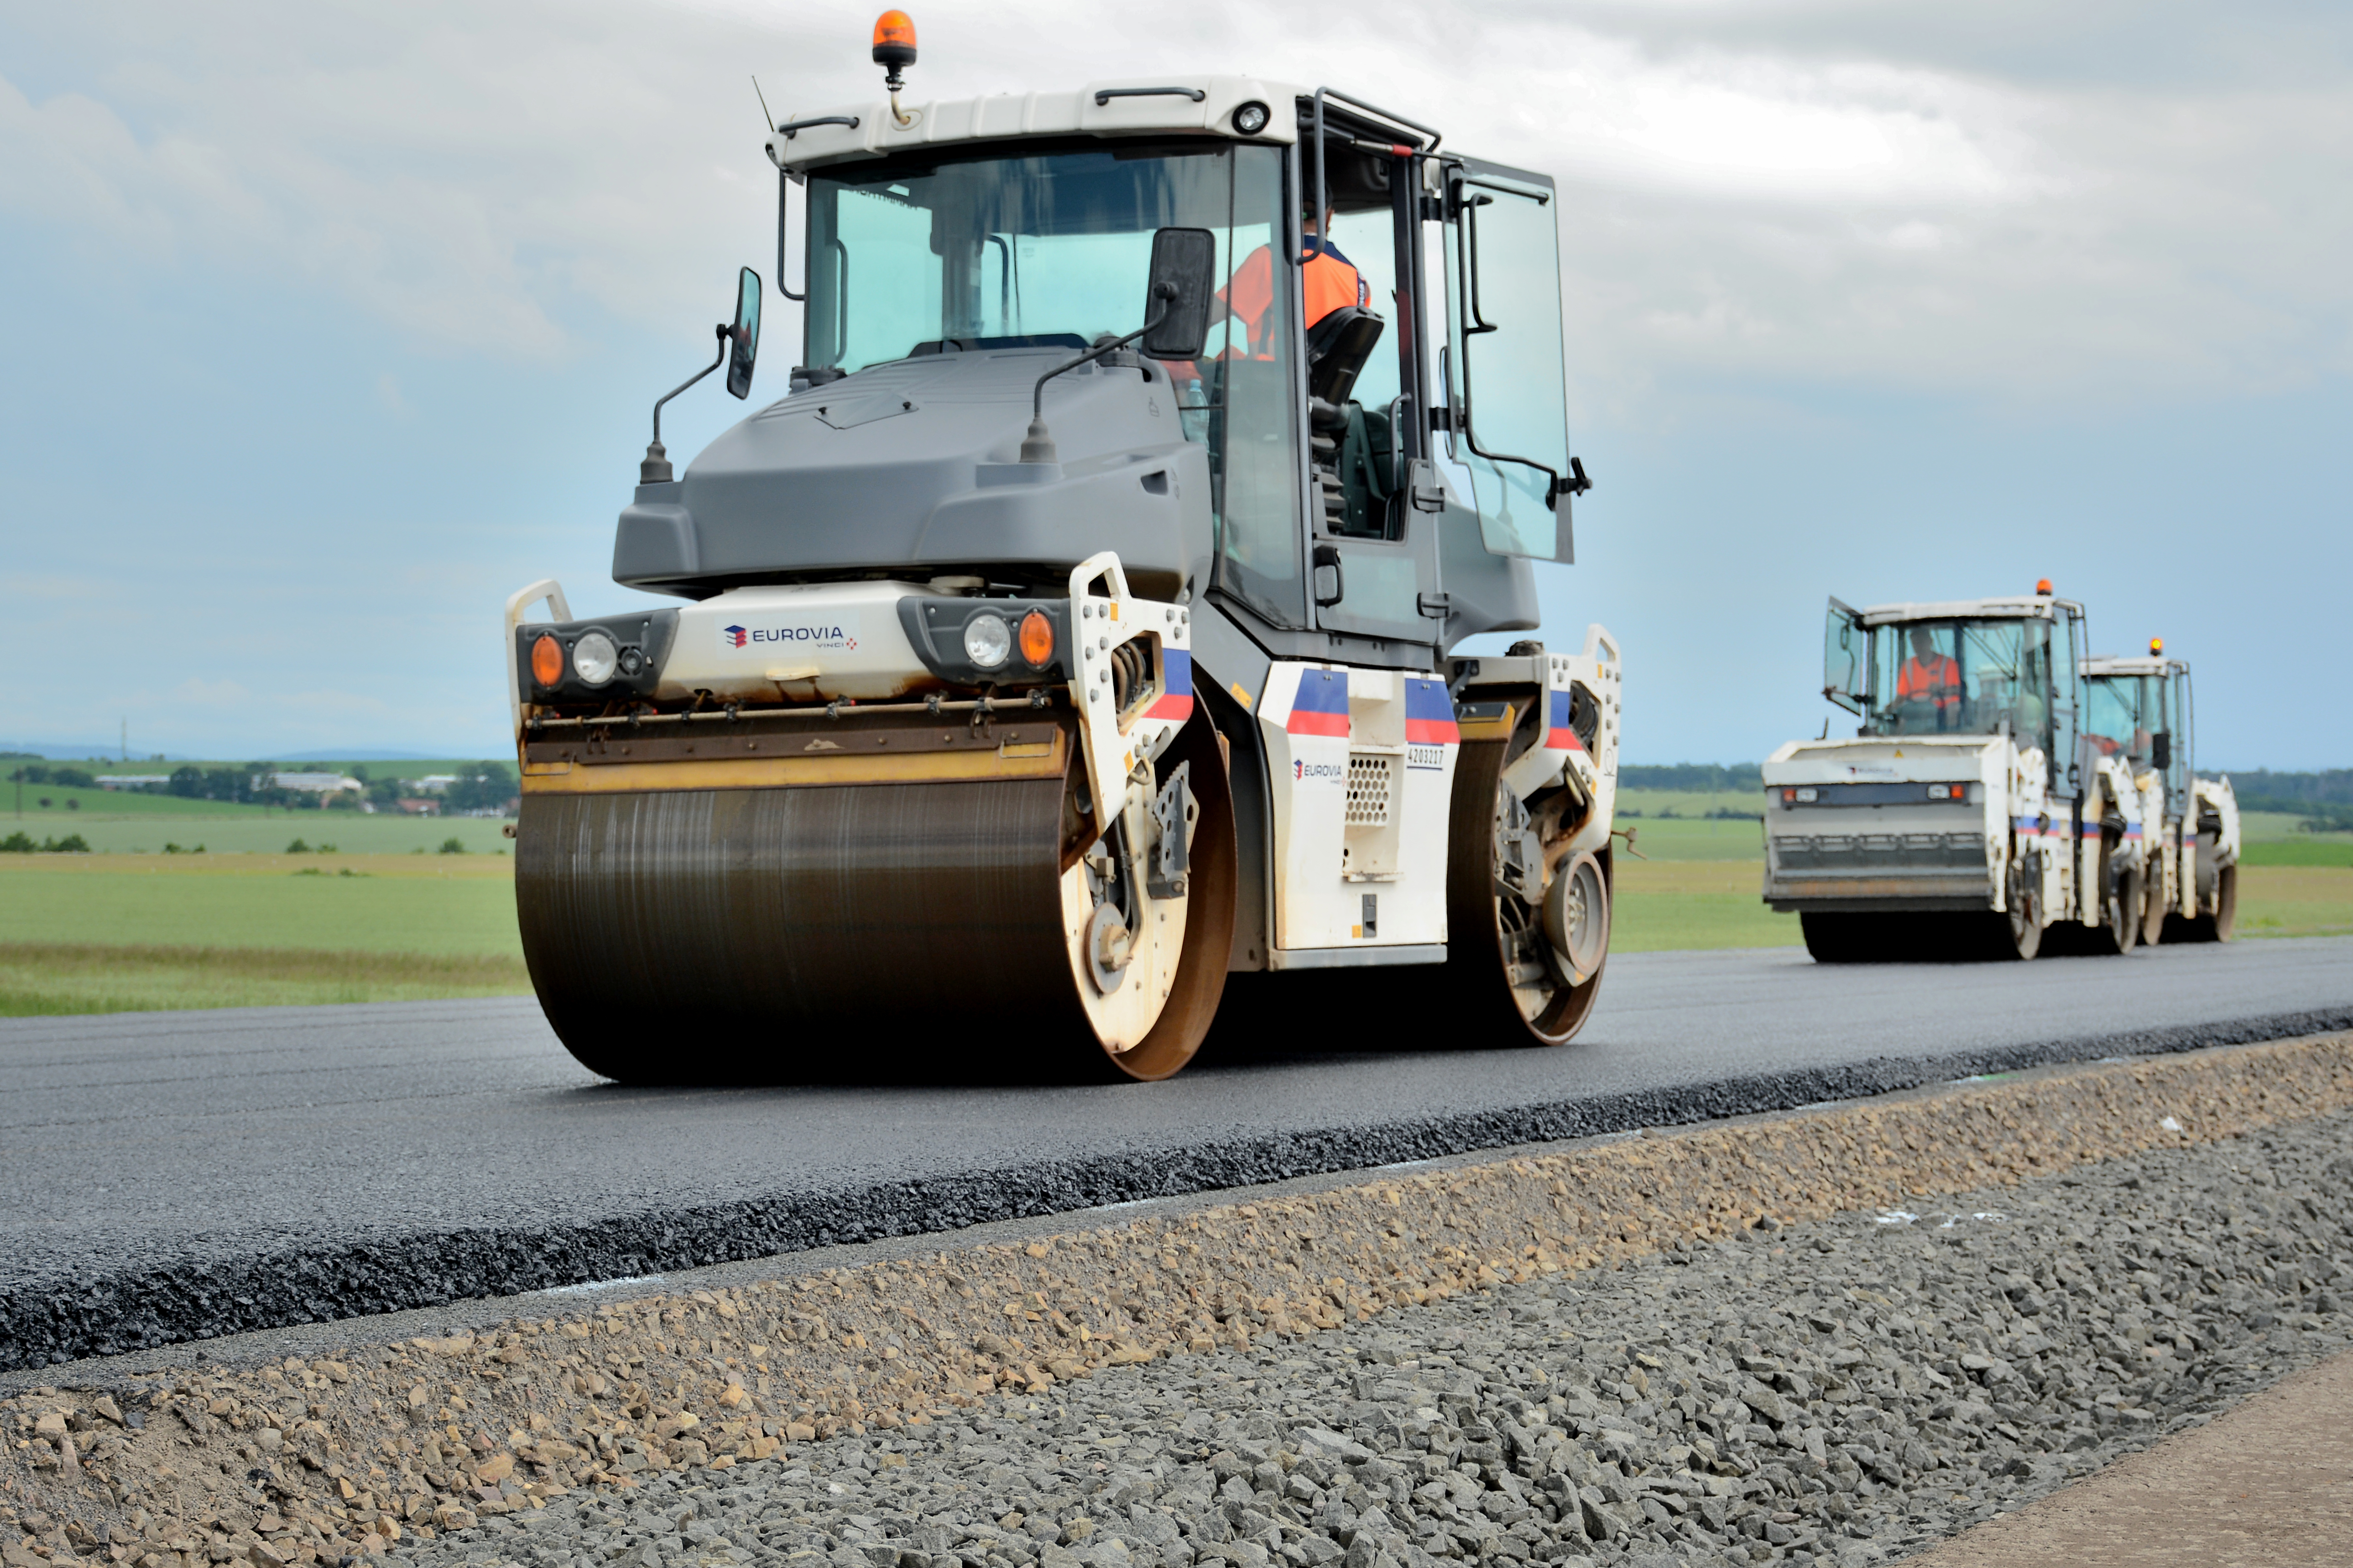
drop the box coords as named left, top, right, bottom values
left=5, top=1004, right=2348, bottom=1372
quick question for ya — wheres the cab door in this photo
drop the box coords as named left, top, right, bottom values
left=1308, top=145, right=1443, bottom=649
left=1439, top=156, right=1576, bottom=563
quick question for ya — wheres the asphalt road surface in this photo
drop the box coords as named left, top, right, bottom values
left=5, top=936, right=2350, bottom=1370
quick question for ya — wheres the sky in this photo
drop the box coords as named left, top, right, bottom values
left=3, top=0, right=2348, bottom=768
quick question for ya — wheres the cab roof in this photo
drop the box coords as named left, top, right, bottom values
left=2083, top=655, right=2187, bottom=677
left=1857, top=595, right=2083, bottom=626
left=767, top=77, right=1309, bottom=174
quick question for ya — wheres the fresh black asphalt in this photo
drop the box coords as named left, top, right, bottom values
left=4, top=936, right=2349, bottom=1371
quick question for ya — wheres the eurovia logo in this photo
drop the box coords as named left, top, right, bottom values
left=718, top=614, right=863, bottom=655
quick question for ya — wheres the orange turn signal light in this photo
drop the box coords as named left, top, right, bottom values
left=531, top=633, right=563, bottom=688
left=1018, top=609, right=1054, bottom=666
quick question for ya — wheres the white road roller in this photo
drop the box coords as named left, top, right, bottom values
left=500, top=18, right=1624, bottom=1081
left=2082, top=640, right=2240, bottom=944
left=1763, top=583, right=2149, bottom=961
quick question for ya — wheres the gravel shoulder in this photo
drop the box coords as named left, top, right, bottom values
left=4, top=1034, right=2352, bottom=1568
left=375, top=1101, right=2352, bottom=1568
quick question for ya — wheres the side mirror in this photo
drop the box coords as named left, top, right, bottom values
left=2150, top=731, right=2172, bottom=770
left=1140, top=227, right=1215, bottom=360
left=726, top=266, right=762, bottom=399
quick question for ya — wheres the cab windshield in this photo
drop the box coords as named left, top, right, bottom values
left=2085, top=673, right=2155, bottom=765
left=802, top=141, right=1306, bottom=626
left=1863, top=617, right=2054, bottom=744
left=805, top=143, right=1264, bottom=370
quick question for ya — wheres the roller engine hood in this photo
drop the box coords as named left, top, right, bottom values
left=613, top=346, right=1213, bottom=601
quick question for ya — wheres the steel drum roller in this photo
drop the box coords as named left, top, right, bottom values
left=517, top=775, right=1080, bottom=1081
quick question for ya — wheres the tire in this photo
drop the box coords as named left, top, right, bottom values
left=1432, top=735, right=1610, bottom=1045
left=2088, top=861, right=2141, bottom=957
left=1994, top=858, right=2042, bottom=961
left=2139, top=854, right=2170, bottom=948
left=2184, top=862, right=2239, bottom=944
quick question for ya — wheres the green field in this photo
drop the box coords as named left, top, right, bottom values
left=0, top=796, right=2343, bottom=1016
left=0, top=853, right=522, bottom=952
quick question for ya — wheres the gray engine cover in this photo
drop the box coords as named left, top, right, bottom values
left=615, top=348, right=1213, bottom=602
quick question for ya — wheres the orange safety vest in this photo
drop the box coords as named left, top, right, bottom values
left=1899, top=654, right=1961, bottom=709
left=1220, top=236, right=1368, bottom=355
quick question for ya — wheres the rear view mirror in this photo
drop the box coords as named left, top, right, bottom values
left=2150, top=731, right=2172, bottom=770
left=1140, top=228, right=1215, bottom=360
left=1822, top=596, right=1866, bottom=714
left=727, top=266, right=762, bottom=399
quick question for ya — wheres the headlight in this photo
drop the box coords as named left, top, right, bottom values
left=572, top=630, right=619, bottom=686
left=963, top=612, right=1012, bottom=670
left=1232, top=100, right=1270, bottom=135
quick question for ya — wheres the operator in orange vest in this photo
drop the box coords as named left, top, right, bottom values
left=1897, top=626, right=1962, bottom=722
left=1214, top=203, right=1370, bottom=356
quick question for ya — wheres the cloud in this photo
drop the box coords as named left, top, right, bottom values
left=6, top=0, right=2348, bottom=403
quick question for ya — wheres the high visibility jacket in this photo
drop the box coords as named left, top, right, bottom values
left=1220, top=236, right=1368, bottom=355
left=1899, top=654, right=1962, bottom=709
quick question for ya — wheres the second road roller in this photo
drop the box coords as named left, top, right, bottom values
left=501, top=19, right=1623, bottom=1081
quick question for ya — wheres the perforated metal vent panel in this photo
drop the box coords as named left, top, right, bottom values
left=1346, top=753, right=1396, bottom=826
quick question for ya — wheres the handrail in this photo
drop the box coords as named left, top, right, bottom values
left=775, top=114, right=860, bottom=139
left=1094, top=87, right=1206, bottom=106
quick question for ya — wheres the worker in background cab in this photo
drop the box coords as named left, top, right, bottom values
left=1897, top=626, right=1962, bottom=725
left=1215, top=204, right=1370, bottom=356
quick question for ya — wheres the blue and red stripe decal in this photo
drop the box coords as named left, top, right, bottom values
left=1405, top=678, right=1458, bottom=745
left=1286, top=668, right=1351, bottom=737
left=1546, top=689, right=1587, bottom=753
left=1145, top=647, right=1194, bottom=722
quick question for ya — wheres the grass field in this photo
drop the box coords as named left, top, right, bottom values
left=1613, top=859, right=1796, bottom=951
left=0, top=853, right=522, bottom=954
left=0, top=806, right=2343, bottom=1016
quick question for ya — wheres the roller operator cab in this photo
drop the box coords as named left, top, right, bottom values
left=2081, top=642, right=2239, bottom=946
left=501, top=28, right=1622, bottom=1082
left=1763, top=585, right=2151, bottom=963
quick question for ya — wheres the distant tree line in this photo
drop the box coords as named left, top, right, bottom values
left=2225, top=769, right=2353, bottom=833
left=7, top=759, right=519, bottom=817
left=7, top=765, right=101, bottom=789
left=1618, top=763, right=1766, bottom=793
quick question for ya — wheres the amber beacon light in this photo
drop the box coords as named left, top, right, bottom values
left=872, top=11, right=917, bottom=80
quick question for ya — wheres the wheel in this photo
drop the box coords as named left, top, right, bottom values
left=1993, top=857, right=2042, bottom=960
left=2088, top=858, right=2141, bottom=956
left=1069, top=714, right=1238, bottom=1080
left=2184, top=862, right=2239, bottom=944
left=1434, top=733, right=1610, bottom=1044
left=2139, top=851, right=2170, bottom=948
left=515, top=711, right=1236, bottom=1084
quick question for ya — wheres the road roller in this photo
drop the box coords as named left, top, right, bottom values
left=2081, top=640, right=2240, bottom=946
left=502, top=20, right=1624, bottom=1081
left=1764, top=584, right=2151, bottom=962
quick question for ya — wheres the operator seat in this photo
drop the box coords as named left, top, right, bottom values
left=1305, top=307, right=1384, bottom=406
